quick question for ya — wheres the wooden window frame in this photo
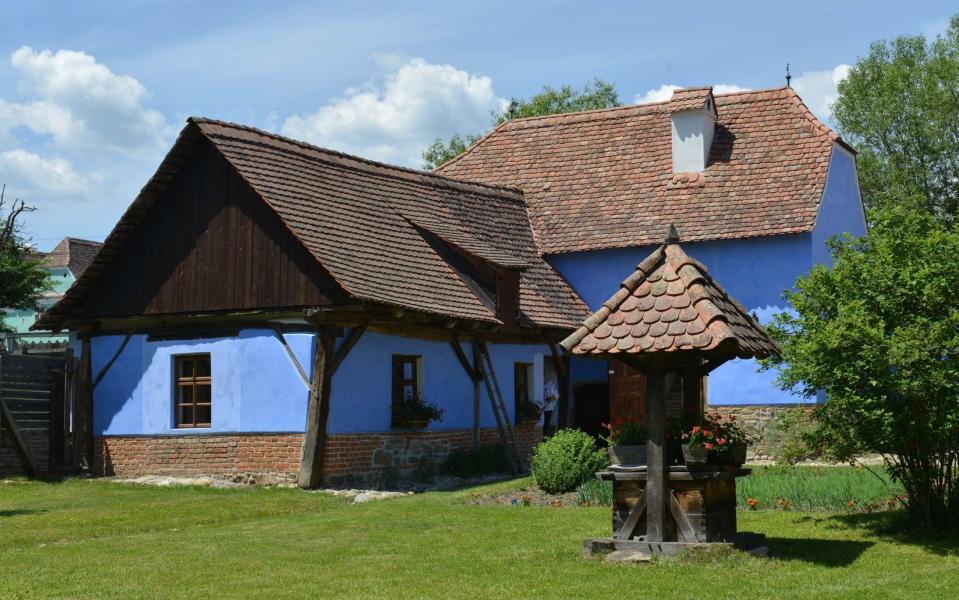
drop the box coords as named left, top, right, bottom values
left=174, top=354, right=212, bottom=429
left=514, top=362, right=533, bottom=424
left=391, top=355, right=422, bottom=428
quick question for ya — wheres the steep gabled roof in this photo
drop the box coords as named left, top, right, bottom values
left=42, top=237, right=103, bottom=278
left=437, top=87, right=852, bottom=255
left=561, top=232, right=779, bottom=360
left=37, top=119, right=588, bottom=331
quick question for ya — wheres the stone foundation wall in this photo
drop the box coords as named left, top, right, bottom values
left=93, top=423, right=543, bottom=486
left=709, top=404, right=816, bottom=460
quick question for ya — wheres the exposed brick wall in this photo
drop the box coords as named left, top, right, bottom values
left=93, top=423, right=543, bottom=486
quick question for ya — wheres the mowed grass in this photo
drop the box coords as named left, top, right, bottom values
left=1, top=475, right=958, bottom=599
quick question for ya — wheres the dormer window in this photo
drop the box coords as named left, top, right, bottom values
left=669, top=87, right=718, bottom=174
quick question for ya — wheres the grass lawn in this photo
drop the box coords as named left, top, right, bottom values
left=1, top=475, right=957, bottom=599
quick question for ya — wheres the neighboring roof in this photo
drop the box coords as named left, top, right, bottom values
left=561, top=228, right=780, bottom=361
left=38, top=119, right=588, bottom=331
left=437, top=86, right=851, bottom=255
left=42, top=237, right=103, bottom=278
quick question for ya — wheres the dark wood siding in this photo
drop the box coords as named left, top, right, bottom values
left=81, top=139, right=344, bottom=318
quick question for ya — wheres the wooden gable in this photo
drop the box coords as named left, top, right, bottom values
left=80, top=138, right=345, bottom=319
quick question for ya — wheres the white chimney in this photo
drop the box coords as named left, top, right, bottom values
left=669, top=87, right=717, bottom=174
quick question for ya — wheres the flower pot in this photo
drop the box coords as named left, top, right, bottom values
left=682, top=444, right=710, bottom=465
left=715, top=444, right=747, bottom=466
left=608, top=444, right=647, bottom=466
left=397, top=418, right=430, bottom=430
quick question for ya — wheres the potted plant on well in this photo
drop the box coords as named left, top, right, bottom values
left=394, top=396, right=445, bottom=429
left=711, top=413, right=749, bottom=466
left=601, top=417, right=647, bottom=465
left=681, top=413, right=750, bottom=466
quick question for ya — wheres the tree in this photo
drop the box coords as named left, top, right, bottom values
left=0, top=186, right=49, bottom=327
left=765, top=206, right=959, bottom=531
left=833, top=15, right=959, bottom=222
left=421, top=78, right=621, bottom=170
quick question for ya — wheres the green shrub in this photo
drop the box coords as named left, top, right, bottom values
left=447, top=444, right=509, bottom=477
left=531, top=429, right=608, bottom=494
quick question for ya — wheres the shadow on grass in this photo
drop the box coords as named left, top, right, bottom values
left=0, top=508, right=45, bottom=518
left=828, top=511, right=959, bottom=557
left=767, top=536, right=873, bottom=566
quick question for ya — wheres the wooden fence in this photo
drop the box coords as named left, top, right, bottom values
left=0, top=352, right=79, bottom=476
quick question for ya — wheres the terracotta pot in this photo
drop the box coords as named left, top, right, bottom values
left=608, top=444, right=647, bottom=466
left=682, top=444, right=710, bottom=465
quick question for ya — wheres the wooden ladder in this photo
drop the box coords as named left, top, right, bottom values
left=476, top=342, right=524, bottom=474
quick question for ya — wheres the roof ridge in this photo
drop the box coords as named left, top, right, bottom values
left=189, top=117, right=529, bottom=202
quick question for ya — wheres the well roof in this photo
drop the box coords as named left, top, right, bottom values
left=560, top=230, right=780, bottom=362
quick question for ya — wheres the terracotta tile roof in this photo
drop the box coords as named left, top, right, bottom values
left=41, top=237, right=103, bottom=277
left=437, top=87, right=850, bottom=255
left=37, top=120, right=588, bottom=331
left=560, top=231, right=780, bottom=361
left=669, top=86, right=717, bottom=115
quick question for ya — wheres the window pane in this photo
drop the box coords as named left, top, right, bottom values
left=179, top=405, right=194, bottom=426
left=195, top=405, right=211, bottom=425
left=196, top=385, right=211, bottom=404
left=403, top=384, right=414, bottom=401
left=195, top=358, right=211, bottom=378
left=403, top=362, right=413, bottom=379
left=180, top=359, right=193, bottom=378
left=179, top=385, right=193, bottom=404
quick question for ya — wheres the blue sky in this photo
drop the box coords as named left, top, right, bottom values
left=0, top=0, right=953, bottom=250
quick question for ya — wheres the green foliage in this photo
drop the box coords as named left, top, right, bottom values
left=737, top=466, right=901, bottom=512
left=765, top=206, right=959, bottom=530
left=576, top=478, right=613, bottom=506
left=0, top=186, right=49, bottom=329
left=446, top=444, right=509, bottom=477
left=530, top=428, right=608, bottom=494
left=833, top=15, right=959, bottom=221
left=421, top=78, right=621, bottom=170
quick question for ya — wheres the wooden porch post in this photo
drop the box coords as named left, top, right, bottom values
left=472, top=340, right=481, bottom=449
left=682, top=362, right=706, bottom=419
left=645, top=366, right=667, bottom=542
left=77, top=332, right=94, bottom=470
left=298, top=328, right=334, bottom=489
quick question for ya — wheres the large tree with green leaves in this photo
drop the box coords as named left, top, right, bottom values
left=765, top=206, right=959, bottom=531
left=421, top=78, right=620, bottom=170
left=0, top=186, right=49, bottom=329
left=833, top=15, right=959, bottom=222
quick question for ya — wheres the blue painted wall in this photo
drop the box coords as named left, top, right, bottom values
left=91, top=328, right=549, bottom=436
left=548, top=234, right=810, bottom=405
left=812, top=145, right=868, bottom=266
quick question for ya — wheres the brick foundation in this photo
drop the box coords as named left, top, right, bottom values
left=93, top=423, right=543, bottom=486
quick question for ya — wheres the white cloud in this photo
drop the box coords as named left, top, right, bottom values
left=791, top=64, right=850, bottom=121
left=0, top=149, right=89, bottom=195
left=634, top=83, right=750, bottom=105
left=282, top=58, right=507, bottom=167
left=0, top=47, right=169, bottom=154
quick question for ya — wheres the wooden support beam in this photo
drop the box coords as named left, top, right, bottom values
left=645, top=367, right=667, bottom=542
left=77, top=332, right=94, bottom=470
left=298, top=329, right=335, bottom=489
left=681, top=362, right=706, bottom=419
left=471, top=339, right=481, bottom=449
left=329, top=324, right=367, bottom=376
left=699, top=356, right=731, bottom=377
left=549, top=343, right=572, bottom=428
left=0, top=356, right=39, bottom=477
left=614, top=492, right=646, bottom=540
left=669, top=490, right=699, bottom=543
left=450, top=338, right=479, bottom=381
left=272, top=326, right=311, bottom=390
left=91, top=332, right=133, bottom=390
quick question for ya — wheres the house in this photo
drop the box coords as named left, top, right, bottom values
left=2, top=237, right=102, bottom=352
left=36, top=85, right=866, bottom=484
left=35, top=119, right=587, bottom=485
left=437, top=86, right=866, bottom=432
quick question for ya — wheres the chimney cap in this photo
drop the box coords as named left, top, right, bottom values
left=669, top=87, right=718, bottom=118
